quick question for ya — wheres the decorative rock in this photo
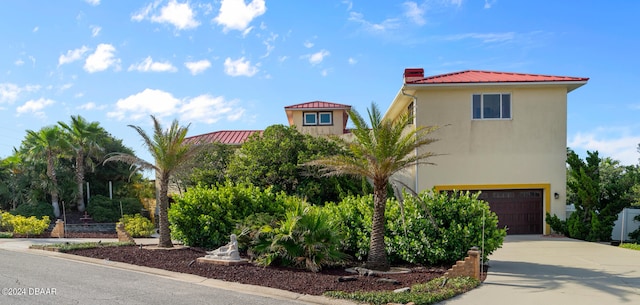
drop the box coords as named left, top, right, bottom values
left=393, top=287, right=411, bottom=293
left=337, top=276, right=358, bottom=282
left=377, top=278, right=401, bottom=285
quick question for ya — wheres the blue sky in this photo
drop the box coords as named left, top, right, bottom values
left=0, top=0, right=638, bottom=165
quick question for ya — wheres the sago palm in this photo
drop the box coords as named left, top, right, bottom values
left=306, top=103, right=439, bottom=270
left=104, top=115, right=200, bottom=248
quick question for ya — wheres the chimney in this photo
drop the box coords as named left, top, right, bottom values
left=404, top=68, right=424, bottom=83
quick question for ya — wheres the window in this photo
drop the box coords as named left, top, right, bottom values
left=304, top=112, right=333, bottom=126
left=472, top=93, right=511, bottom=119
left=319, top=112, right=332, bottom=125
left=407, top=102, right=414, bottom=125
left=304, top=113, right=317, bottom=125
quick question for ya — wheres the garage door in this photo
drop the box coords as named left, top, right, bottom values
left=476, top=189, right=543, bottom=235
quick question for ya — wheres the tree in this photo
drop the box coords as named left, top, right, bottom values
left=104, top=115, right=200, bottom=248
left=306, top=103, right=439, bottom=270
left=174, top=142, right=234, bottom=190
left=58, top=115, right=104, bottom=212
left=23, top=126, right=68, bottom=218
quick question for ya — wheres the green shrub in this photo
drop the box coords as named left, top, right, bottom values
left=168, top=182, right=297, bottom=249
left=386, top=190, right=506, bottom=266
left=1, top=212, right=50, bottom=236
left=323, top=195, right=374, bottom=261
left=545, top=213, right=567, bottom=235
left=120, top=214, right=155, bottom=237
left=11, top=202, right=54, bottom=219
left=250, top=203, right=348, bottom=272
left=87, top=195, right=143, bottom=223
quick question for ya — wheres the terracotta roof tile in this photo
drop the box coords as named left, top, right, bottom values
left=185, top=130, right=261, bottom=145
left=408, top=70, right=589, bottom=84
left=284, top=101, right=351, bottom=110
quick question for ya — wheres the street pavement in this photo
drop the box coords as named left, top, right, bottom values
left=2, top=235, right=639, bottom=304
left=442, top=235, right=640, bottom=304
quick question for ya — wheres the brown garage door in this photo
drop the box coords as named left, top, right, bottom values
left=475, top=189, right=543, bottom=235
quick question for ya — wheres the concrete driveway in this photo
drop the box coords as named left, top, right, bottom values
left=442, top=235, right=640, bottom=304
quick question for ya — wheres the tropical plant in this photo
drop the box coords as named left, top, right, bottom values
left=87, top=195, right=143, bottom=223
left=104, top=115, right=200, bottom=248
left=306, top=103, right=439, bottom=270
left=250, top=204, right=348, bottom=272
left=58, top=115, right=105, bottom=212
left=23, top=126, right=68, bottom=218
left=120, top=214, right=155, bottom=237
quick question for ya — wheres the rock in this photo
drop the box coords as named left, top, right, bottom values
left=337, top=276, right=358, bottom=282
left=377, top=278, right=401, bottom=285
left=393, top=287, right=411, bottom=293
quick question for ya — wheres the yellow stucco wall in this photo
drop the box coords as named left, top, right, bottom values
left=289, top=109, right=347, bottom=136
left=390, top=84, right=570, bottom=234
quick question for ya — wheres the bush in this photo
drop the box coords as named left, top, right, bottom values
left=1, top=211, right=50, bottom=236
left=250, top=203, right=348, bottom=272
left=323, top=195, right=374, bottom=261
left=545, top=213, right=568, bottom=235
left=11, top=202, right=54, bottom=219
left=120, top=214, right=155, bottom=237
left=386, top=190, right=506, bottom=266
left=87, top=195, right=143, bottom=223
left=168, top=182, right=298, bottom=249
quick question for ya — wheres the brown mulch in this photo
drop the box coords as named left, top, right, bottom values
left=68, top=245, right=448, bottom=295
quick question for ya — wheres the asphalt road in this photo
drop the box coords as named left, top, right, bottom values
left=0, top=249, right=310, bottom=305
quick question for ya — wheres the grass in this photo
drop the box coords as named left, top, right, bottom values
left=29, top=241, right=134, bottom=252
left=620, top=243, right=640, bottom=251
left=325, top=276, right=480, bottom=305
left=0, top=231, right=13, bottom=238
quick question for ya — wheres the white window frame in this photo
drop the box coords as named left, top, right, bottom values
left=472, top=93, right=512, bottom=120
left=318, top=112, right=333, bottom=125
left=303, top=112, right=318, bottom=125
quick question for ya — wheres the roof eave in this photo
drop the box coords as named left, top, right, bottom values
left=404, top=80, right=589, bottom=92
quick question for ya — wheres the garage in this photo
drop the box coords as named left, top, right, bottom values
left=475, top=189, right=543, bottom=235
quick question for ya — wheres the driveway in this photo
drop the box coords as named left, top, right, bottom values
left=441, top=235, right=640, bottom=304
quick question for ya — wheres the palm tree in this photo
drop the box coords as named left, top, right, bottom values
left=306, top=103, right=439, bottom=270
left=104, top=115, right=200, bottom=248
left=58, top=115, right=104, bottom=212
left=24, top=126, right=68, bottom=218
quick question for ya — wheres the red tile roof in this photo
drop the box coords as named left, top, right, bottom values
left=408, top=70, right=589, bottom=84
left=284, top=101, right=351, bottom=110
left=185, top=130, right=261, bottom=145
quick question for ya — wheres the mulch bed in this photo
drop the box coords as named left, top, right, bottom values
left=68, top=245, right=448, bottom=295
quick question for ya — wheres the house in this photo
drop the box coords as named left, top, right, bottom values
left=185, top=101, right=352, bottom=145
left=384, top=68, right=589, bottom=234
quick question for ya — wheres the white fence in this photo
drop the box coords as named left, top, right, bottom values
left=611, top=207, right=640, bottom=242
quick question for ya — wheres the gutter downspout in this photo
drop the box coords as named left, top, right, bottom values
left=401, top=89, right=419, bottom=193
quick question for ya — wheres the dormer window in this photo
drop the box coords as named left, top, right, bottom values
left=304, top=112, right=333, bottom=126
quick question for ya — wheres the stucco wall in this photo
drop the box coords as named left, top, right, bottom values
left=290, top=109, right=346, bottom=136
left=403, top=85, right=569, bottom=230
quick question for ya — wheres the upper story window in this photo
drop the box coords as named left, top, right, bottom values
left=406, top=102, right=414, bottom=125
left=304, top=112, right=333, bottom=125
left=472, top=93, right=511, bottom=120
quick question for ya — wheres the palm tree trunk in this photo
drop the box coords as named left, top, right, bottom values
left=75, top=151, right=86, bottom=212
left=366, top=179, right=390, bottom=271
left=157, top=174, right=173, bottom=248
left=47, top=153, right=61, bottom=218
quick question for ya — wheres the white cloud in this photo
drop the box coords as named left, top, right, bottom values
left=0, top=83, right=40, bottom=104
left=59, top=46, right=90, bottom=66
left=78, top=102, right=106, bottom=110
left=342, top=0, right=353, bottom=11
left=85, top=0, right=100, bottom=5
left=304, top=49, right=330, bottom=65
left=450, top=0, right=463, bottom=7
left=59, top=83, right=73, bottom=92
left=303, top=41, right=314, bottom=48
left=15, top=59, right=24, bottom=66
left=90, top=25, right=102, bottom=37
left=569, top=127, right=640, bottom=165
left=179, top=94, right=244, bottom=123
left=443, top=32, right=516, bottom=43
left=321, top=69, right=330, bottom=77
left=133, top=0, right=200, bottom=30
left=261, top=32, right=278, bottom=58
left=348, top=57, right=357, bottom=65
left=108, top=88, right=245, bottom=124
left=223, top=57, right=259, bottom=77
left=403, top=2, right=426, bottom=26
left=128, top=56, right=177, bottom=72
left=16, top=98, right=55, bottom=118
left=84, top=43, right=120, bottom=73
left=184, top=59, right=211, bottom=75
left=33, top=26, right=39, bottom=32
left=214, top=0, right=266, bottom=32
left=348, top=11, right=400, bottom=33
